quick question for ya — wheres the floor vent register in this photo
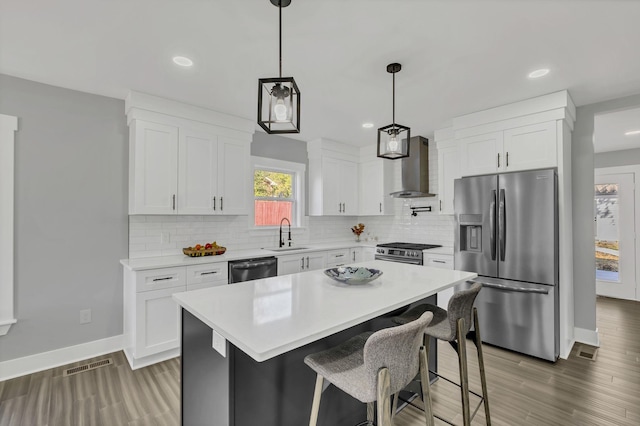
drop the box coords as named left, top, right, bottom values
left=63, top=358, right=114, bottom=377
left=576, top=345, right=599, bottom=361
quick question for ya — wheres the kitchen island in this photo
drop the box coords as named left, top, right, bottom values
left=173, top=260, right=476, bottom=426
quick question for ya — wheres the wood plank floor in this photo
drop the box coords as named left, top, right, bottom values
left=0, top=296, right=638, bottom=425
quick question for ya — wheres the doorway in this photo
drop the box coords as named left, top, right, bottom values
left=594, top=171, right=637, bottom=300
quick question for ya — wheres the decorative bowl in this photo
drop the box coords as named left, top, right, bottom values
left=182, top=246, right=227, bottom=257
left=324, top=267, right=383, bottom=285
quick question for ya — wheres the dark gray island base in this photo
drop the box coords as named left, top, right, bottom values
left=181, top=295, right=437, bottom=426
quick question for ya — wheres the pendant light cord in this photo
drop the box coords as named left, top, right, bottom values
left=392, top=72, right=396, bottom=128
left=279, top=2, right=282, bottom=78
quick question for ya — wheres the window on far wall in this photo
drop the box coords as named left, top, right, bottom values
left=252, top=156, right=305, bottom=227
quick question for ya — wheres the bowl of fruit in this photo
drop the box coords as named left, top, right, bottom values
left=183, top=242, right=226, bottom=257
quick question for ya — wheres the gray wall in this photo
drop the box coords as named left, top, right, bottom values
left=595, top=147, right=640, bottom=168
left=572, top=93, right=640, bottom=332
left=0, top=74, right=128, bottom=362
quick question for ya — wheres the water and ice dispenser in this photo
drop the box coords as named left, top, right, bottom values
left=458, top=214, right=483, bottom=253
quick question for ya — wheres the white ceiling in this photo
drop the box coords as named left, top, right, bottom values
left=2, top=0, right=640, bottom=147
left=594, top=107, right=640, bottom=153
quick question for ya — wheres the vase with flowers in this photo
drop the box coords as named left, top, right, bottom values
left=351, top=223, right=365, bottom=242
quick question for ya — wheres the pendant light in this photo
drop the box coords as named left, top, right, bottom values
left=377, top=63, right=410, bottom=160
left=258, top=0, right=301, bottom=134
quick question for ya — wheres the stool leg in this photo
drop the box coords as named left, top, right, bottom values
left=309, top=374, right=324, bottom=426
left=377, top=368, right=392, bottom=426
left=457, top=318, right=471, bottom=426
left=473, top=307, right=491, bottom=425
left=367, top=402, right=375, bottom=423
left=391, top=393, right=398, bottom=422
left=419, top=346, right=435, bottom=426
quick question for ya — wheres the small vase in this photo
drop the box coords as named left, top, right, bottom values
left=355, top=235, right=361, bottom=242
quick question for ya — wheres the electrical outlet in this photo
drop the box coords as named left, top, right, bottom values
left=161, top=231, right=170, bottom=244
left=212, top=329, right=227, bottom=357
left=80, top=309, right=92, bottom=325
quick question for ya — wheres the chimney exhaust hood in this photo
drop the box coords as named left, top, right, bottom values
left=390, top=136, right=436, bottom=198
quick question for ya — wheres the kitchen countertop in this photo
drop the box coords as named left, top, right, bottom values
left=172, top=260, right=476, bottom=362
left=120, top=241, right=378, bottom=271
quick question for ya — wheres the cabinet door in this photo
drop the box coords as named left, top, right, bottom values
left=340, top=159, right=359, bottom=215
left=437, top=145, right=460, bottom=215
left=305, top=252, right=327, bottom=271
left=350, top=248, right=363, bottom=263
left=363, top=247, right=376, bottom=261
left=322, top=157, right=342, bottom=215
left=131, top=120, right=178, bottom=214
left=135, top=286, right=184, bottom=358
left=359, top=160, right=383, bottom=216
left=178, top=129, right=218, bottom=215
left=503, top=121, right=557, bottom=172
left=459, top=132, right=503, bottom=177
left=278, top=255, right=303, bottom=276
left=424, top=254, right=454, bottom=309
left=218, top=137, right=250, bottom=215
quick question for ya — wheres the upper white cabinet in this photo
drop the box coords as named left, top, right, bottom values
left=308, top=139, right=360, bottom=216
left=359, top=158, right=392, bottom=216
left=130, top=120, right=179, bottom=215
left=434, top=130, right=460, bottom=215
left=502, top=121, right=557, bottom=172
left=459, top=132, right=504, bottom=177
left=126, top=91, right=254, bottom=216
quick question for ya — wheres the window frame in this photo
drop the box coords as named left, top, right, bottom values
left=250, top=156, right=306, bottom=229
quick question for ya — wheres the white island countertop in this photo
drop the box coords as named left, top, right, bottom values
left=172, top=260, right=476, bottom=362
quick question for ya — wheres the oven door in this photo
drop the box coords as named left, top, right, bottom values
left=375, top=254, right=422, bottom=265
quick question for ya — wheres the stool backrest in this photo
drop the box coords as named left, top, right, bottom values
left=447, top=282, right=482, bottom=338
left=363, top=311, right=433, bottom=396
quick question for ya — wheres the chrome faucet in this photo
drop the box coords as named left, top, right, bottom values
left=279, top=218, right=292, bottom=247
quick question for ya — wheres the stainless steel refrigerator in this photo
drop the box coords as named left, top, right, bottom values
left=454, top=168, right=559, bottom=361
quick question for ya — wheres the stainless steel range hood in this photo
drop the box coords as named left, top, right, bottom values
left=390, top=136, right=436, bottom=198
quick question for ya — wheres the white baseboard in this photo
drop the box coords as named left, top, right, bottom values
left=574, top=327, right=600, bottom=347
left=123, top=346, right=180, bottom=370
left=0, top=334, right=124, bottom=381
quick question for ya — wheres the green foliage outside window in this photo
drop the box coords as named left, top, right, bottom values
left=254, top=170, right=293, bottom=198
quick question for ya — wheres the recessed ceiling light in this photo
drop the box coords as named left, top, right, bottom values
left=625, top=130, right=640, bottom=136
left=528, top=68, right=550, bottom=79
left=362, top=123, right=374, bottom=128
left=172, top=56, right=193, bottom=67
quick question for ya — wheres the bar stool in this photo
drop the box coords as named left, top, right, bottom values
left=304, top=311, right=435, bottom=426
left=392, top=282, right=490, bottom=426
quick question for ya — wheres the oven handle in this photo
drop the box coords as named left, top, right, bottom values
left=375, top=255, right=422, bottom=265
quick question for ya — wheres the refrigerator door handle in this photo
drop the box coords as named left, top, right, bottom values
left=477, top=281, right=550, bottom=294
left=490, top=190, right=497, bottom=260
left=499, top=188, right=506, bottom=261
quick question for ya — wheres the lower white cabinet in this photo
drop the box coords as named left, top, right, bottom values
left=363, top=246, right=376, bottom=261
left=350, top=247, right=363, bottom=263
left=124, top=262, right=227, bottom=369
left=423, top=253, right=454, bottom=309
left=278, top=252, right=327, bottom=275
left=326, top=249, right=350, bottom=267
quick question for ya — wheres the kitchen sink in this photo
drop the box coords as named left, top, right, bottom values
left=263, top=247, right=309, bottom=252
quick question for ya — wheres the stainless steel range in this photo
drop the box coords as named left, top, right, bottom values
left=375, top=242, right=442, bottom=265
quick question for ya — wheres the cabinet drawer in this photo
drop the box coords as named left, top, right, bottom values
left=135, top=267, right=186, bottom=293
left=424, top=255, right=453, bottom=270
left=186, top=263, right=228, bottom=286
left=326, top=249, right=350, bottom=267
left=187, top=281, right=226, bottom=292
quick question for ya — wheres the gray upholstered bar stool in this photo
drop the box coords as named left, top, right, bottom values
left=392, top=282, right=490, bottom=426
left=304, top=311, right=435, bottom=426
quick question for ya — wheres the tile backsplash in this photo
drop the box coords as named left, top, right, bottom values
left=128, top=142, right=454, bottom=258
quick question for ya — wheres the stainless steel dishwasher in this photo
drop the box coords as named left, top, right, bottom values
left=228, top=257, right=278, bottom=283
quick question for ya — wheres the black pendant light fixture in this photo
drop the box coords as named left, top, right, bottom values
left=258, top=0, right=301, bottom=134
left=377, top=63, right=410, bottom=160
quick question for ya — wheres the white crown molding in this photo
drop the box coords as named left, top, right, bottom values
left=0, top=334, right=124, bottom=381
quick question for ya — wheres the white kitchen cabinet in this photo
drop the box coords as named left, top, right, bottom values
left=277, top=251, right=327, bottom=275
left=178, top=132, right=250, bottom=215
left=129, top=120, right=179, bottom=215
left=423, top=253, right=454, bottom=309
left=308, top=139, right=360, bottom=216
left=363, top=246, right=376, bottom=261
left=459, top=132, right=503, bottom=177
left=459, top=121, right=558, bottom=177
left=186, top=262, right=228, bottom=291
left=436, top=140, right=460, bottom=215
left=359, top=159, right=392, bottom=215
left=129, top=121, right=250, bottom=215
left=135, top=286, right=183, bottom=358
left=326, top=248, right=350, bottom=267
left=502, top=121, right=557, bottom=172
left=350, top=247, right=363, bottom=263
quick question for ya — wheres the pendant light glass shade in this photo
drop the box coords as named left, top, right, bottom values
left=377, top=63, right=410, bottom=160
left=258, top=0, right=301, bottom=134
